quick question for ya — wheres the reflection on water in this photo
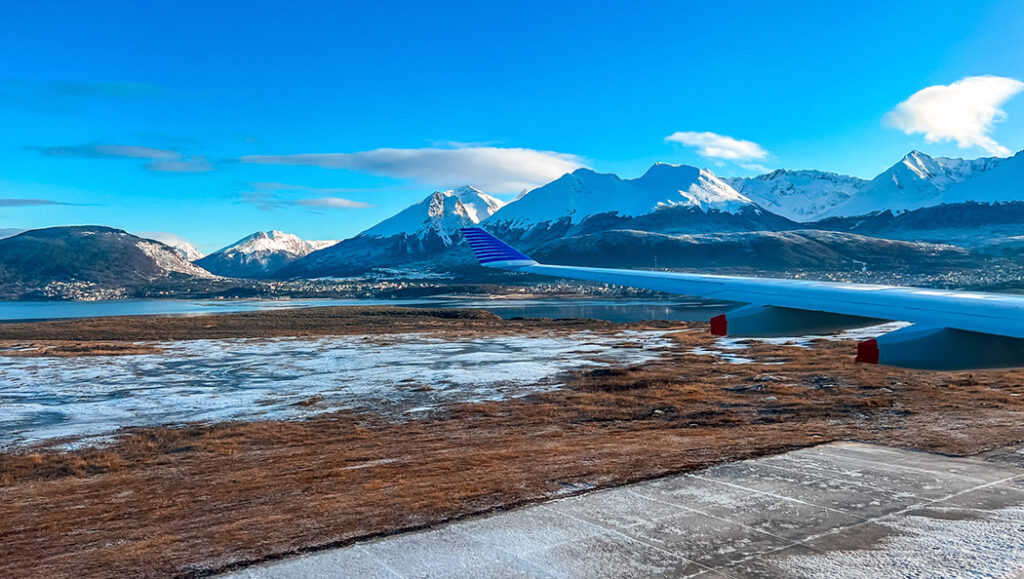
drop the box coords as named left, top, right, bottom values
left=0, top=297, right=736, bottom=323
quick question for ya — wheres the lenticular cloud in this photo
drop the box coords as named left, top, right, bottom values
left=242, top=147, right=586, bottom=193
left=664, top=131, right=768, bottom=161
left=884, top=75, right=1024, bottom=157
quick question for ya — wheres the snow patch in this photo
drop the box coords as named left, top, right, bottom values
left=134, top=241, right=216, bottom=278
left=360, top=186, right=505, bottom=243
left=0, top=331, right=672, bottom=447
left=487, top=163, right=757, bottom=229
left=781, top=505, right=1024, bottom=578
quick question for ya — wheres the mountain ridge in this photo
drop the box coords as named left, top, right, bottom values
left=196, top=230, right=327, bottom=278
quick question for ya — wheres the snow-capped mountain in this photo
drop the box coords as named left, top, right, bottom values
left=135, top=232, right=204, bottom=261
left=725, top=170, right=868, bottom=222
left=0, top=226, right=215, bottom=299
left=197, top=230, right=322, bottom=278
left=361, top=186, right=505, bottom=243
left=489, top=164, right=753, bottom=230
left=824, top=151, right=1002, bottom=217
left=485, top=163, right=791, bottom=240
left=812, top=150, right=1024, bottom=246
left=277, top=186, right=505, bottom=278
left=940, top=149, right=1023, bottom=206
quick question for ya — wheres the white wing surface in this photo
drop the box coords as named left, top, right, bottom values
left=461, top=227, right=1024, bottom=370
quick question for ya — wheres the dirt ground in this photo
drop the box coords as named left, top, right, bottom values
left=2, top=307, right=1023, bottom=578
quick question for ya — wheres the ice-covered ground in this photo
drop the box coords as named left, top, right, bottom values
left=0, top=331, right=672, bottom=448
left=782, top=505, right=1024, bottom=578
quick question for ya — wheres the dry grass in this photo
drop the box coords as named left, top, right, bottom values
left=0, top=306, right=612, bottom=342
left=1, top=311, right=1023, bottom=578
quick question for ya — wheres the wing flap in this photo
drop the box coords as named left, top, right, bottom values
left=859, top=325, right=1024, bottom=370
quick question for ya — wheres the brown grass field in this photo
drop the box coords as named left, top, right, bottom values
left=1, top=307, right=1023, bottom=578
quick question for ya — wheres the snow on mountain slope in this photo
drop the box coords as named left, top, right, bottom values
left=196, top=230, right=318, bottom=278
left=825, top=151, right=1002, bottom=217
left=940, top=149, right=1023, bottom=205
left=488, top=164, right=756, bottom=230
left=360, top=186, right=505, bottom=243
left=135, top=232, right=204, bottom=261
left=273, top=187, right=505, bottom=278
left=725, top=170, right=867, bottom=222
left=219, top=230, right=311, bottom=259
left=307, top=240, right=340, bottom=251
left=135, top=241, right=212, bottom=276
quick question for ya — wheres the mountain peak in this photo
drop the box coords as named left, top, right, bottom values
left=823, top=151, right=1005, bottom=217
left=196, top=230, right=318, bottom=278
left=636, top=162, right=702, bottom=186
left=360, top=186, right=504, bottom=242
left=448, top=185, right=484, bottom=196
left=486, top=164, right=755, bottom=230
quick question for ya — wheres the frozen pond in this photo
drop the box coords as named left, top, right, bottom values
left=0, top=297, right=735, bottom=323
left=0, top=330, right=674, bottom=448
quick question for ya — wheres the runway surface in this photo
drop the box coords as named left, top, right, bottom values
left=225, top=442, right=1024, bottom=578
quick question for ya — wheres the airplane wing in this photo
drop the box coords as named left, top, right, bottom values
left=461, top=227, right=1024, bottom=370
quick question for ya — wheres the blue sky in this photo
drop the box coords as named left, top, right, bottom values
left=2, top=0, right=1023, bottom=251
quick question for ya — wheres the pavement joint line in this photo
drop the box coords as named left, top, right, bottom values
left=753, top=459, right=864, bottom=484
left=620, top=489, right=805, bottom=550
left=685, top=473, right=872, bottom=520
left=618, top=490, right=819, bottom=579
left=817, top=453, right=995, bottom=481
left=451, top=529, right=561, bottom=579
left=794, top=470, right=1024, bottom=548
left=697, top=458, right=1024, bottom=575
left=536, top=503, right=720, bottom=577
left=705, top=537, right=828, bottom=577
left=753, top=456, right=965, bottom=500
left=464, top=504, right=611, bottom=553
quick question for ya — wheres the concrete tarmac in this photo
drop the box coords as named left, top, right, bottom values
left=225, top=442, right=1024, bottom=578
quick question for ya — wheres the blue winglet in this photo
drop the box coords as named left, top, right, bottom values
left=461, top=227, right=537, bottom=268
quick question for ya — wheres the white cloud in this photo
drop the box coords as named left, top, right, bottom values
left=883, top=75, right=1024, bottom=157
left=665, top=131, right=768, bottom=161
left=241, top=146, right=586, bottom=193
left=297, top=197, right=372, bottom=209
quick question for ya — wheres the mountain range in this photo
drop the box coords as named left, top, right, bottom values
left=1, top=148, right=1022, bottom=297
